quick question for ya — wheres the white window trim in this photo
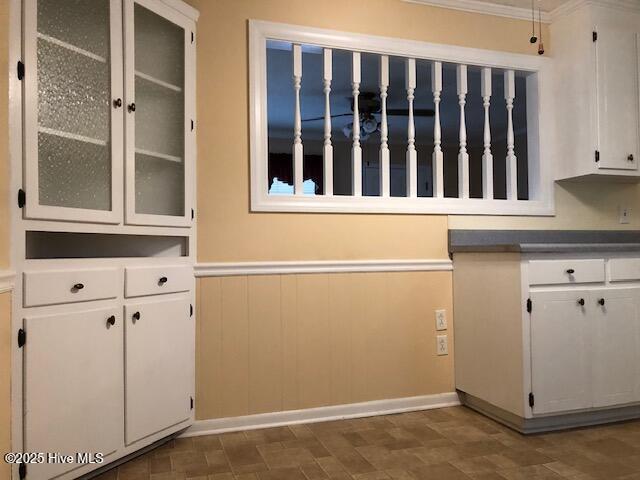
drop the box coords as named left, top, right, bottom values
left=249, top=20, right=555, bottom=216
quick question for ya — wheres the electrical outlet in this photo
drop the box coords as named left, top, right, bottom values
left=436, top=335, right=448, bottom=355
left=435, top=309, right=447, bottom=331
left=619, top=205, right=631, bottom=224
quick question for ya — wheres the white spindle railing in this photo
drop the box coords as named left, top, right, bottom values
left=457, top=64, right=469, bottom=199
left=292, top=44, right=303, bottom=195
left=351, top=52, right=362, bottom=197
left=432, top=61, right=443, bottom=198
left=379, top=55, right=390, bottom=197
left=406, top=58, right=417, bottom=198
left=481, top=67, right=494, bottom=200
left=504, top=69, right=517, bottom=200
left=323, top=48, right=333, bottom=196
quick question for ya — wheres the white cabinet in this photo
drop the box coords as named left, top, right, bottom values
left=530, top=290, right=591, bottom=415
left=23, top=0, right=194, bottom=226
left=124, top=296, right=193, bottom=445
left=552, top=4, right=640, bottom=180
left=24, top=307, right=123, bottom=480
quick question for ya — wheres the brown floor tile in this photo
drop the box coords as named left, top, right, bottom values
left=256, top=467, right=308, bottom=479
left=300, top=462, right=330, bottom=479
left=408, top=461, right=469, bottom=479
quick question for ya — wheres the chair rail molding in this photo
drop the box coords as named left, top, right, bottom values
left=194, top=259, right=453, bottom=277
left=182, top=392, right=460, bottom=437
left=0, top=271, right=16, bottom=294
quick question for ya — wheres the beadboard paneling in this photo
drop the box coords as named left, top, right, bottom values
left=0, top=292, right=11, bottom=480
left=195, top=271, right=454, bottom=420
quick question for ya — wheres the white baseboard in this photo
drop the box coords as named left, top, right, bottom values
left=181, top=392, right=460, bottom=438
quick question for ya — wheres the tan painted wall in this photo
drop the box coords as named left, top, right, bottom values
left=196, top=271, right=453, bottom=419
left=187, top=0, right=552, bottom=262
left=0, top=292, right=11, bottom=479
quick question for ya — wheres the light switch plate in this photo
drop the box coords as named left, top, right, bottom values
left=619, top=205, right=631, bottom=224
left=437, top=335, right=448, bottom=355
left=435, top=309, right=447, bottom=331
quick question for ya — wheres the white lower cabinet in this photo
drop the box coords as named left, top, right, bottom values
left=125, top=296, right=193, bottom=445
left=531, top=288, right=640, bottom=415
left=24, top=307, right=123, bottom=480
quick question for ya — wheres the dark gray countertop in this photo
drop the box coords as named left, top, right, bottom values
left=449, top=230, right=640, bottom=253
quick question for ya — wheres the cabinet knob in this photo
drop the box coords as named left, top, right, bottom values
left=598, top=298, right=605, bottom=306
left=113, top=98, right=122, bottom=108
left=159, top=276, right=168, bottom=285
left=132, top=311, right=141, bottom=322
left=566, top=269, right=575, bottom=275
left=106, top=315, right=116, bottom=328
left=128, top=102, right=136, bottom=113
left=578, top=298, right=585, bottom=306
left=629, top=154, right=635, bottom=162
left=72, top=283, right=84, bottom=291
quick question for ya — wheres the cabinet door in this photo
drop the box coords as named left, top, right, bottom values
left=592, top=288, right=640, bottom=407
left=124, top=0, right=194, bottom=227
left=23, top=0, right=123, bottom=223
left=125, top=296, right=193, bottom=445
left=24, top=307, right=123, bottom=479
left=530, top=290, right=592, bottom=414
left=594, top=24, right=639, bottom=171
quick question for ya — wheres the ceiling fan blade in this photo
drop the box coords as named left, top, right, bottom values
left=302, top=113, right=353, bottom=122
left=387, top=108, right=435, bottom=117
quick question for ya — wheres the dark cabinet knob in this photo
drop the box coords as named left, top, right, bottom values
left=566, top=269, right=575, bottom=275
left=128, top=102, right=136, bottom=112
left=578, top=298, right=585, bottom=306
left=629, top=154, right=635, bottom=162
left=106, top=315, right=116, bottom=327
left=113, top=98, right=122, bottom=108
left=132, top=311, right=141, bottom=321
left=598, top=298, right=605, bottom=306
left=72, top=283, right=84, bottom=291
left=159, top=276, right=168, bottom=285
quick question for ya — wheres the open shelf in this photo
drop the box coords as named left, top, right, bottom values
left=37, top=32, right=107, bottom=63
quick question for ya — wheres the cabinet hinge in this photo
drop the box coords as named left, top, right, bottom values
left=526, top=298, right=532, bottom=313
left=595, top=150, right=600, bottom=163
left=190, top=396, right=194, bottom=410
left=191, top=119, right=194, bottom=131
left=191, top=32, right=194, bottom=43
left=17, top=60, right=25, bottom=80
left=18, top=328, right=26, bottom=348
left=190, top=304, right=193, bottom=317
left=593, top=31, right=598, bottom=42
left=18, top=189, right=26, bottom=208
left=19, top=462, right=26, bottom=479
left=191, top=208, right=194, bottom=220
left=528, top=392, right=535, bottom=408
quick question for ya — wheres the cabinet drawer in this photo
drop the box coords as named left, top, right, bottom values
left=528, top=259, right=605, bottom=286
left=125, top=265, right=192, bottom=297
left=610, top=258, right=640, bottom=282
left=24, top=268, right=119, bottom=307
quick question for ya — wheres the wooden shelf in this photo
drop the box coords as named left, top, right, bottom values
left=135, top=71, right=182, bottom=93
left=39, top=126, right=107, bottom=146
left=37, top=32, right=107, bottom=63
left=135, top=148, right=182, bottom=163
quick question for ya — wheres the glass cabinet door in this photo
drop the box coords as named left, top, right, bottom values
left=23, top=0, right=123, bottom=223
left=124, top=0, right=194, bottom=227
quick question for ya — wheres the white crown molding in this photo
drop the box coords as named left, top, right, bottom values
left=159, top=0, right=199, bottom=21
left=0, top=271, right=16, bottom=294
left=550, top=0, right=640, bottom=19
left=194, top=259, right=453, bottom=277
left=181, top=392, right=460, bottom=437
left=403, top=0, right=552, bottom=23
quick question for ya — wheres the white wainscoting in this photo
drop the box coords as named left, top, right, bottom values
left=181, top=392, right=460, bottom=437
left=194, top=259, right=453, bottom=277
left=0, top=271, right=16, bottom=294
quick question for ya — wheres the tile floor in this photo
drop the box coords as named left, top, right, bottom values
left=93, top=406, right=640, bottom=480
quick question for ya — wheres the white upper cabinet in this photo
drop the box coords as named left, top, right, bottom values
left=552, top=3, right=640, bottom=181
left=23, top=0, right=194, bottom=226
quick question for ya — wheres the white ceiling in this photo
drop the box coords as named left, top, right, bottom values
left=483, top=0, right=570, bottom=12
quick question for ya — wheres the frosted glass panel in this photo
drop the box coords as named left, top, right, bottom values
left=38, top=132, right=111, bottom=210
left=134, top=3, right=185, bottom=217
left=135, top=154, right=185, bottom=216
left=36, top=0, right=112, bottom=210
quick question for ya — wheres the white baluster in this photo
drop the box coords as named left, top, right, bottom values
left=352, top=52, right=362, bottom=196
left=481, top=67, right=494, bottom=200
left=405, top=58, right=417, bottom=198
left=379, top=55, right=390, bottom=198
left=323, top=48, right=333, bottom=196
left=457, top=64, right=469, bottom=199
left=504, top=69, right=518, bottom=200
left=432, top=62, right=443, bottom=198
left=292, top=44, right=303, bottom=195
